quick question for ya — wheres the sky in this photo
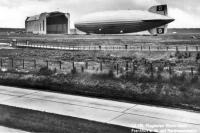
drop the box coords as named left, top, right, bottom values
left=0, top=0, right=199, bottom=28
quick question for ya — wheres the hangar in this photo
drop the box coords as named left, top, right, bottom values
left=25, top=11, right=70, bottom=34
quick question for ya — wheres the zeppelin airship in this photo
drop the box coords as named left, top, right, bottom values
left=75, top=5, right=174, bottom=35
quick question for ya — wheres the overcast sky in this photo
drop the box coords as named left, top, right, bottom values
left=0, top=0, right=199, bottom=28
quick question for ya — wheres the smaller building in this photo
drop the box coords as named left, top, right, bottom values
left=25, top=11, right=70, bottom=34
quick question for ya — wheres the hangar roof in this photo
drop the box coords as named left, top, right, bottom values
left=26, top=11, right=70, bottom=22
left=26, top=15, right=40, bottom=22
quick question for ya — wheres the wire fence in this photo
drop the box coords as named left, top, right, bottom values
left=0, top=58, right=198, bottom=77
left=12, top=41, right=200, bottom=52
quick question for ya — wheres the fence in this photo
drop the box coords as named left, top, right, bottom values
left=13, top=41, right=200, bottom=52
left=0, top=58, right=198, bottom=77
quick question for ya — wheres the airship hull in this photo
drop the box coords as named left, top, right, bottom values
left=75, top=20, right=172, bottom=34
left=75, top=9, right=174, bottom=34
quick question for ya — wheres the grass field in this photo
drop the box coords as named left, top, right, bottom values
left=0, top=31, right=200, bottom=46
left=0, top=33, right=200, bottom=113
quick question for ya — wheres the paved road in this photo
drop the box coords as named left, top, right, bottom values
left=0, top=85, right=199, bottom=133
left=0, top=126, right=29, bottom=133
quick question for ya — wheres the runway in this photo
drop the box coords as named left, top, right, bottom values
left=0, top=85, right=199, bottom=132
left=0, top=126, right=28, bottom=133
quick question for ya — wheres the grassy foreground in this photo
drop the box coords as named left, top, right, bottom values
left=0, top=48, right=200, bottom=112
left=0, top=67, right=200, bottom=113
left=0, top=104, right=147, bottom=133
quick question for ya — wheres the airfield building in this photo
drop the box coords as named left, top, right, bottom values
left=25, top=11, right=70, bottom=34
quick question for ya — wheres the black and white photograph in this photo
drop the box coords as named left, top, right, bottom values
left=0, top=0, right=199, bottom=132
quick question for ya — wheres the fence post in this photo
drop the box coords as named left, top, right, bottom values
left=11, top=58, right=14, bottom=68
left=126, top=61, right=129, bottom=71
left=81, top=66, right=84, bottom=73
left=12, top=39, right=17, bottom=47
left=26, top=40, right=29, bottom=45
left=46, top=60, right=49, bottom=68
left=85, top=61, right=88, bottom=69
left=99, top=46, right=101, bottom=50
left=169, top=65, right=172, bottom=75
left=100, top=62, right=103, bottom=71
left=141, top=46, right=143, bottom=51
left=150, top=63, right=153, bottom=77
left=22, top=59, right=25, bottom=69
left=114, top=64, right=117, bottom=70
left=0, top=59, right=2, bottom=68
left=59, top=61, right=62, bottom=70
left=191, top=67, right=194, bottom=76
left=149, top=46, right=151, bottom=51
left=196, top=46, right=198, bottom=52
left=125, top=45, right=128, bottom=50
left=72, top=62, right=75, bottom=70
left=34, top=60, right=36, bottom=69
left=186, top=46, right=188, bottom=51
left=176, top=46, right=178, bottom=52
left=166, top=46, right=169, bottom=51
left=117, top=63, right=119, bottom=75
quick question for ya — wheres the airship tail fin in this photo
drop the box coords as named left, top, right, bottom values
left=148, top=25, right=168, bottom=35
left=148, top=4, right=168, bottom=16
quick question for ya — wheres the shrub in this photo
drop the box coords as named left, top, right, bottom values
left=138, top=75, right=154, bottom=83
left=179, top=86, right=188, bottom=92
left=156, top=73, right=163, bottom=82
left=170, top=74, right=182, bottom=85
left=157, top=65, right=164, bottom=74
left=145, top=63, right=155, bottom=76
left=140, top=83, right=149, bottom=92
left=108, top=70, right=114, bottom=78
left=196, top=53, right=200, bottom=61
left=156, top=84, right=163, bottom=94
left=175, top=51, right=182, bottom=59
left=92, top=70, right=115, bottom=80
left=169, top=54, right=174, bottom=58
left=38, top=67, right=55, bottom=76
left=71, top=67, right=77, bottom=75
left=179, top=72, right=187, bottom=81
left=120, top=71, right=138, bottom=81
left=191, top=76, right=199, bottom=84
